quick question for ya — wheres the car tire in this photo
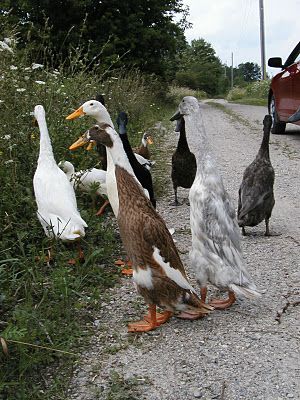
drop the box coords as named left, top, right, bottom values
left=269, top=95, right=286, bottom=134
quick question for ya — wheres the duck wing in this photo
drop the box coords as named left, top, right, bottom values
left=34, top=166, right=87, bottom=228
left=199, top=192, right=242, bottom=266
left=141, top=213, right=195, bottom=293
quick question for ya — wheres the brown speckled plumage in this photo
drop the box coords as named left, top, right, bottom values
left=115, top=165, right=209, bottom=314
left=133, top=132, right=152, bottom=160
left=70, top=123, right=212, bottom=323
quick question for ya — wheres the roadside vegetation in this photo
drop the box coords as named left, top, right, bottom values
left=0, top=19, right=181, bottom=400
left=0, top=2, right=269, bottom=398
left=226, top=79, right=270, bottom=106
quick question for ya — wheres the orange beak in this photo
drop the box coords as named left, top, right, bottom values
left=147, top=135, right=154, bottom=145
left=66, top=106, right=85, bottom=120
left=69, top=134, right=89, bottom=150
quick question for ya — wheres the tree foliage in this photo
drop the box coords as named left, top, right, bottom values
left=0, top=0, right=190, bottom=77
left=238, top=62, right=261, bottom=82
left=175, top=38, right=225, bottom=96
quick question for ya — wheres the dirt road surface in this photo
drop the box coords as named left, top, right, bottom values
left=68, top=101, right=300, bottom=400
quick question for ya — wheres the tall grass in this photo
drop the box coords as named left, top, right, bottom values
left=0, top=17, right=173, bottom=399
left=226, top=80, right=270, bottom=106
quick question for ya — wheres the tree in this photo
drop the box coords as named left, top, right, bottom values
left=0, top=0, right=190, bottom=78
left=238, top=62, right=261, bottom=82
left=175, top=38, right=224, bottom=96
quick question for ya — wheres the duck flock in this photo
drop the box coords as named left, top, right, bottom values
left=33, top=95, right=275, bottom=332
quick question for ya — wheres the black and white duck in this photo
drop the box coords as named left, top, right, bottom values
left=169, top=113, right=197, bottom=205
left=237, top=115, right=275, bottom=236
left=116, top=111, right=156, bottom=209
left=172, top=96, right=261, bottom=309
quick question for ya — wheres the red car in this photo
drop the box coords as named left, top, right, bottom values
left=268, top=41, right=300, bottom=134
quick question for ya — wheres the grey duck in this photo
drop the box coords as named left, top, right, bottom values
left=237, top=115, right=275, bottom=236
left=169, top=115, right=197, bottom=205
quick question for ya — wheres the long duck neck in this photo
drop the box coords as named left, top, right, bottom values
left=257, top=126, right=270, bottom=160
left=36, top=114, right=55, bottom=161
left=94, top=112, right=115, bottom=168
left=185, top=115, right=213, bottom=172
left=176, top=120, right=190, bottom=153
left=107, top=136, right=135, bottom=177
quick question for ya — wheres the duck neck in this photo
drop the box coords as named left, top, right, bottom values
left=177, top=121, right=190, bottom=153
left=37, top=115, right=55, bottom=160
left=141, top=137, right=147, bottom=148
left=257, top=127, right=270, bottom=159
left=95, top=112, right=115, bottom=170
left=107, top=136, right=135, bottom=176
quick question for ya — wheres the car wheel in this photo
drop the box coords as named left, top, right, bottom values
left=269, top=95, right=286, bottom=134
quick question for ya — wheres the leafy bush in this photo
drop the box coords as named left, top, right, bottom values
left=227, top=80, right=270, bottom=103
left=245, top=79, right=270, bottom=98
left=226, top=86, right=247, bottom=101
left=167, top=85, right=207, bottom=104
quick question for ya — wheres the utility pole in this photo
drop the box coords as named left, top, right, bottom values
left=231, top=52, right=234, bottom=89
left=259, top=0, right=266, bottom=79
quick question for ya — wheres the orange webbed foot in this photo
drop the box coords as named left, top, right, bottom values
left=128, top=319, right=157, bottom=333
left=114, top=259, right=133, bottom=276
left=144, top=311, right=172, bottom=326
left=209, top=291, right=236, bottom=310
left=128, top=305, right=171, bottom=333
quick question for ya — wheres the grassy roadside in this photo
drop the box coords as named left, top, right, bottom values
left=0, top=22, right=180, bottom=398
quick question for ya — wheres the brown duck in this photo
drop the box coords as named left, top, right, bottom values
left=69, top=123, right=213, bottom=332
left=133, top=131, right=153, bottom=160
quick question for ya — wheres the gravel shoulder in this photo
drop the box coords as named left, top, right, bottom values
left=68, top=102, right=300, bottom=400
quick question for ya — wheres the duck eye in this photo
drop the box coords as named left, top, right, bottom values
left=90, top=102, right=94, bottom=106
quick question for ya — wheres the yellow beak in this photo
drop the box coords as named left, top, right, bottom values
left=69, top=135, right=89, bottom=150
left=66, top=106, right=85, bottom=120
left=147, top=136, right=154, bottom=145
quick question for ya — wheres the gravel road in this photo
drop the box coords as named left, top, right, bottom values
left=68, top=101, right=300, bottom=400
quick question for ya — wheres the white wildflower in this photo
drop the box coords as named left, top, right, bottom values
left=10, top=65, right=18, bottom=70
left=0, top=100, right=4, bottom=103
left=24, top=76, right=30, bottom=81
left=35, top=80, right=46, bottom=85
left=16, top=88, right=26, bottom=92
left=24, top=67, right=31, bottom=71
left=52, top=70, right=60, bottom=75
left=0, top=41, right=13, bottom=53
left=5, top=159, right=14, bottom=164
left=32, top=63, right=44, bottom=70
left=3, top=135, right=11, bottom=140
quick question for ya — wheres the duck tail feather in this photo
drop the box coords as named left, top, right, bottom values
left=230, top=284, right=262, bottom=299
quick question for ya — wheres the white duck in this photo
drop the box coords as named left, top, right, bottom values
left=171, top=96, right=260, bottom=309
left=66, top=100, right=151, bottom=215
left=66, top=100, right=149, bottom=273
left=33, top=105, right=87, bottom=262
left=58, top=160, right=109, bottom=216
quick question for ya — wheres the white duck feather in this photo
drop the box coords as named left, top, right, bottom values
left=33, top=105, right=87, bottom=241
left=66, top=100, right=150, bottom=216
left=58, top=160, right=107, bottom=197
left=176, top=96, right=260, bottom=299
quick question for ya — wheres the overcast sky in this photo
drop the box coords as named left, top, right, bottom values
left=181, top=0, right=300, bottom=76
